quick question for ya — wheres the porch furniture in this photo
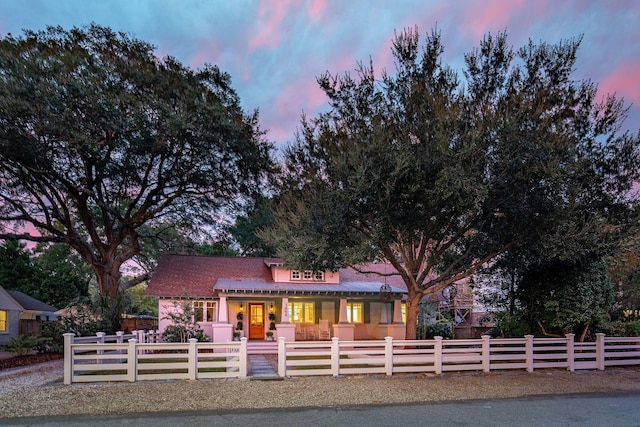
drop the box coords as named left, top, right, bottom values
left=318, top=319, right=330, bottom=340
left=295, top=323, right=305, bottom=340
left=305, top=325, right=316, bottom=340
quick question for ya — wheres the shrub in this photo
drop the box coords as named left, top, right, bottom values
left=417, top=323, right=454, bottom=340
left=625, top=321, right=640, bottom=337
left=2, top=335, right=46, bottom=356
left=161, top=299, right=210, bottom=343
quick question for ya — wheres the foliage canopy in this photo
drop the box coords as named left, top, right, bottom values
left=263, top=27, right=640, bottom=339
left=0, top=25, right=274, bottom=298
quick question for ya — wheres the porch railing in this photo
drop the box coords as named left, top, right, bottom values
left=63, top=333, right=640, bottom=384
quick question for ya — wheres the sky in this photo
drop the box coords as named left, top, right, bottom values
left=0, top=0, right=639, bottom=148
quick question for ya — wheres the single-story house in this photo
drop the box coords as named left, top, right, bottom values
left=0, top=285, right=59, bottom=345
left=146, top=255, right=408, bottom=342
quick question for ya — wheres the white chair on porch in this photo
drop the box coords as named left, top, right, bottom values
left=318, top=319, right=330, bottom=340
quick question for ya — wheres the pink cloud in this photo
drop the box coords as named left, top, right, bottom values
left=598, top=61, right=640, bottom=104
left=307, top=0, right=326, bottom=21
left=248, top=0, right=296, bottom=51
left=459, top=0, right=533, bottom=40
left=189, top=38, right=220, bottom=68
left=274, top=77, right=325, bottom=118
left=262, top=75, right=327, bottom=144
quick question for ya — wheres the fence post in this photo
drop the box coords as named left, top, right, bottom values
left=277, top=336, right=286, bottom=377
left=127, top=339, right=137, bottom=382
left=63, top=333, right=74, bottom=385
left=565, top=333, right=575, bottom=372
left=96, top=332, right=106, bottom=364
left=384, top=336, right=393, bottom=376
left=116, top=331, right=124, bottom=344
left=331, top=337, right=340, bottom=377
left=239, top=337, right=248, bottom=378
left=596, top=333, right=605, bottom=371
left=482, top=335, right=491, bottom=373
left=434, top=336, right=443, bottom=375
left=525, top=335, right=534, bottom=373
left=188, top=338, right=198, bottom=380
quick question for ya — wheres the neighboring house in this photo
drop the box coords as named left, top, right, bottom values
left=0, top=286, right=22, bottom=346
left=0, top=286, right=59, bottom=345
left=146, top=255, right=408, bottom=342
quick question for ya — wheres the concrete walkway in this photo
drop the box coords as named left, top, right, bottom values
left=249, top=354, right=281, bottom=380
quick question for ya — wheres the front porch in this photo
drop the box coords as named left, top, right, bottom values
left=208, top=296, right=406, bottom=343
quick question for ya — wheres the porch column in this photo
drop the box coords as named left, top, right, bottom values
left=276, top=296, right=295, bottom=341
left=338, top=298, right=348, bottom=323
left=380, top=303, right=390, bottom=324
left=384, top=298, right=405, bottom=340
left=393, top=299, right=404, bottom=324
left=211, top=295, right=233, bottom=344
left=334, top=298, right=354, bottom=340
left=280, top=297, right=290, bottom=323
left=218, top=296, right=228, bottom=323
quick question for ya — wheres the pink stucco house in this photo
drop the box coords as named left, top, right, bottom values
left=146, top=255, right=408, bottom=342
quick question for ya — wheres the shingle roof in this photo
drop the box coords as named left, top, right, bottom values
left=147, top=255, right=274, bottom=297
left=147, top=255, right=408, bottom=298
left=6, top=290, right=58, bottom=312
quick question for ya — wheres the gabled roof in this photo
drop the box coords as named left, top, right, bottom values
left=0, top=286, right=23, bottom=311
left=147, top=255, right=408, bottom=298
left=5, top=289, right=58, bottom=313
left=147, top=255, right=274, bottom=298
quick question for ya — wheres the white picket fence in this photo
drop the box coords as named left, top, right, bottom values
left=63, top=333, right=640, bottom=384
left=63, top=332, right=245, bottom=384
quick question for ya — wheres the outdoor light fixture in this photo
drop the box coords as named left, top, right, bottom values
left=239, top=303, right=244, bottom=311
left=270, top=303, right=274, bottom=312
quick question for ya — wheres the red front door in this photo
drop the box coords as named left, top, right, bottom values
left=248, top=303, right=265, bottom=339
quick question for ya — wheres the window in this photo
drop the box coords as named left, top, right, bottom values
left=291, top=270, right=324, bottom=281
left=0, top=310, right=6, bottom=332
left=193, top=301, right=217, bottom=322
left=346, top=303, right=363, bottom=323
left=288, top=302, right=315, bottom=323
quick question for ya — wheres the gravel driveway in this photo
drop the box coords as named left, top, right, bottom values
left=1, top=359, right=639, bottom=418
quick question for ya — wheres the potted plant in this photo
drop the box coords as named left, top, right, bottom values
left=269, top=313, right=276, bottom=331
left=265, top=330, right=274, bottom=341
left=233, top=331, right=240, bottom=341
left=235, top=311, right=244, bottom=337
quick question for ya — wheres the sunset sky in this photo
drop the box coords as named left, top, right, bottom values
left=1, top=0, right=638, bottom=148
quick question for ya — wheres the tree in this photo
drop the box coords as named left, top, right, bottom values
left=263, top=27, right=640, bottom=339
left=0, top=240, right=34, bottom=291
left=227, top=194, right=276, bottom=257
left=518, top=259, right=614, bottom=341
left=0, top=25, right=273, bottom=304
left=30, top=243, right=92, bottom=308
left=0, top=240, right=91, bottom=308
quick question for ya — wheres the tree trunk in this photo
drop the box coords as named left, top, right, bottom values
left=93, top=262, right=122, bottom=297
left=404, top=290, right=423, bottom=340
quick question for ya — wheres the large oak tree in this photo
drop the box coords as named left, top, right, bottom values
left=263, top=28, right=640, bottom=339
left=0, top=25, right=273, bottom=299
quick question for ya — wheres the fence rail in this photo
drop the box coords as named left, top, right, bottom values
left=64, top=333, right=640, bottom=384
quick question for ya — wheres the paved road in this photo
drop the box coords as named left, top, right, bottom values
left=3, top=392, right=640, bottom=426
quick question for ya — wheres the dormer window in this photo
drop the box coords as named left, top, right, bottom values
left=290, top=270, right=325, bottom=281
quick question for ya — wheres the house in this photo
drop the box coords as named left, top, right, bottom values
left=146, top=255, right=408, bottom=342
left=0, top=286, right=59, bottom=345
